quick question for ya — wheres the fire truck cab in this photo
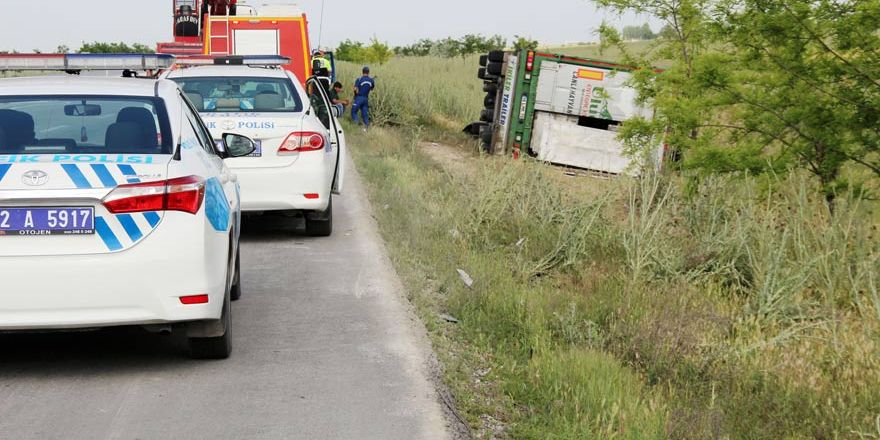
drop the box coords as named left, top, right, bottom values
left=158, top=1, right=313, bottom=86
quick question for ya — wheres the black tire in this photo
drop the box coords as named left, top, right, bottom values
left=480, top=109, right=494, bottom=123
left=486, top=61, right=504, bottom=76
left=482, top=82, right=498, bottom=94
left=484, top=94, right=496, bottom=108
left=479, top=55, right=488, bottom=67
left=188, top=294, right=232, bottom=359
left=488, top=50, right=505, bottom=63
left=305, top=198, right=333, bottom=237
left=230, top=245, right=242, bottom=301
left=477, top=67, right=488, bottom=80
left=481, top=141, right=492, bottom=153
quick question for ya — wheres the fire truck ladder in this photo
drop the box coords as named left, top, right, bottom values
left=209, top=13, right=233, bottom=55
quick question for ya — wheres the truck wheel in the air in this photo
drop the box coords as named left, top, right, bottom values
left=484, top=94, right=496, bottom=108
left=480, top=109, right=494, bottom=123
left=488, top=50, right=505, bottom=63
left=486, top=62, right=504, bottom=76
left=305, top=197, right=333, bottom=237
left=483, top=82, right=498, bottom=94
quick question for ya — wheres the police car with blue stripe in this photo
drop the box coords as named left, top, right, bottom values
left=0, top=54, right=256, bottom=359
left=163, top=56, right=345, bottom=236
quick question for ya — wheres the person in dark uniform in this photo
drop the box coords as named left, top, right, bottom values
left=351, top=66, right=375, bottom=128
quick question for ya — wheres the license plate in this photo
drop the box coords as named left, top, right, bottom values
left=0, top=207, right=95, bottom=236
left=249, top=140, right=262, bottom=157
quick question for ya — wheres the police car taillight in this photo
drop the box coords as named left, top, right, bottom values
left=103, top=176, right=206, bottom=215
left=278, top=132, right=325, bottom=154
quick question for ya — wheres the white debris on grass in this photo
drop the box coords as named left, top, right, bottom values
left=456, top=269, right=474, bottom=288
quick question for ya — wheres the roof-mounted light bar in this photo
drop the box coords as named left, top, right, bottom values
left=0, top=54, right=176, bottom=71
left=174, top=55, right=291, bottom=67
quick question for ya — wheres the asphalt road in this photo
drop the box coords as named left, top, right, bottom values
left=0, top=157, right=454, bottom=440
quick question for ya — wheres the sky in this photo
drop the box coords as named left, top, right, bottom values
left=0, top=0, right=657, bottom=53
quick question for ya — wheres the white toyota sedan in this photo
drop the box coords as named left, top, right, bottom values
left=0, top=55, right=255, bottom=359
left=163, top=59, right=345, bottom=236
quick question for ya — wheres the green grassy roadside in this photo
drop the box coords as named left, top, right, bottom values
left=344, top=123, right=668, bottom=438
left=336, top=50, right=880, bottom=438
left=343, top=121, right=880, bottom=439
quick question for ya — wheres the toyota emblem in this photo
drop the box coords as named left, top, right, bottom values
left=22, top=170, right=49, bottom=187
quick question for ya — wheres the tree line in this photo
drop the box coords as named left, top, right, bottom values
left=334, top=34, right=541, bottom=64
left=0, top=42, right=155, bottom=55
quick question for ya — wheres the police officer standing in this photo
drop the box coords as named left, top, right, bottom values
left=312, top=50, right=332, bottom=77
left=352, top=66, right=375, bottom=129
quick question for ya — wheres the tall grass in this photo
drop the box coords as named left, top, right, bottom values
left=337, top=56, right=483, bottom=130
left=352, top=126, right=880, bottom=437
left=343, top=53, right=880, bottom=438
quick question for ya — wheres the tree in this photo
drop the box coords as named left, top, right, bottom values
left=596, top=0, right=880, bottom=208
left=513, top=35, right=539, bottom=52
left=702, top=0, right=880, bottom=205
left=55, top=45, right=70, bottom=54
left=622, top=23, right=656, bottom=40
left=335, top=38, right=393, bottom=64
left=77, top=42, right=155, bottom=54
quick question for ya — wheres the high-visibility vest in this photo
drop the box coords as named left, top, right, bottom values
left=313, top=56, right=332, bottom=72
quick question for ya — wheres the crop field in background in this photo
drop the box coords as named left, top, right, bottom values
left=339, top=51, right=880, bottom=439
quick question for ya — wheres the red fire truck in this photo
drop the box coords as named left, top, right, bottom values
left=157, top=1, right=313, bottom=85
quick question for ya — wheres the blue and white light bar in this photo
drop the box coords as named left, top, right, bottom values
left=174, top=55, right=290, bottom=67
left=0, top=54, right=176, bottom=71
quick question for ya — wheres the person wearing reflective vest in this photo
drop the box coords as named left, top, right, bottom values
left=351, top=66, right=375, bottom=128
left=312, top=50, right=332, bottom=77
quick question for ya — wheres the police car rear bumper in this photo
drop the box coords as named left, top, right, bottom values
left=232, top=159, right=332, bottom=212
left=0, top=218, right=227, bottom=330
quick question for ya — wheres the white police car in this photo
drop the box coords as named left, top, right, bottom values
left=162, top=56, right=345, bottom=236
left=0, top=54, right=256, bottom=359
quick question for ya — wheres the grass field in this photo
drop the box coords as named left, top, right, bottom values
left=339, top=52, right=880, bottom=438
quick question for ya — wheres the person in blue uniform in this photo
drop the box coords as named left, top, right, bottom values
left=351, top=66, right=375, bottom=128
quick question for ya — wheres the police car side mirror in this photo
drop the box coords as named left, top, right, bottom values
left=222, top=133, right=256, bottom=158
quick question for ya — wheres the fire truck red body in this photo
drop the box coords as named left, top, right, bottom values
left=157, top=1, right=312, bottom=85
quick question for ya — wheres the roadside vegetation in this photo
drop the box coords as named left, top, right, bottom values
left=338, top=27, right=880, bottom=437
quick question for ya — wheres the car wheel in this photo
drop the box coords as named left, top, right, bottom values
left=188, top=291, right=232, bottom=359
left=305, top=197, right=333, bottom=237
left=230, top=245, right=242, bottom=302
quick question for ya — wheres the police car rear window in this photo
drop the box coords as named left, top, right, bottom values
left=0, top=95, right=173, bottom=155
left=170, top=77, right=303, bottom=113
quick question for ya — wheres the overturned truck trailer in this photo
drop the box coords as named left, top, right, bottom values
left=467, top=49, right=665, bottom=175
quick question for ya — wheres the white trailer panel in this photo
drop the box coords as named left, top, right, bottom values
left=531, top=112, right=661, bottom=175
left=534, top=61, right=649, bottom=122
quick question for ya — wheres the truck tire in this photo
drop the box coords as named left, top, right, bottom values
left=488, top=50, right=505, bottom=63
left=477, top=68, right=488, bottom=80
left=479, top=55, right=488, bottom=67
left=484, top=94, right=496, bottom=108
left=480, top=109, right=494, bottom=123
left=483, top=82, right=498, bottom=94
left=486, top=62, right=504, bottom=76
